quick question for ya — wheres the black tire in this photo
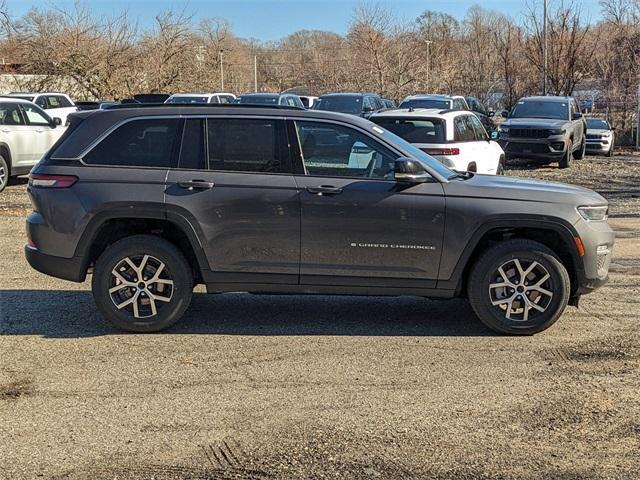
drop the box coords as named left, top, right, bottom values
left=574, top=137, right=586, bottom=160
left=607, top=141, right=614, bottom=157
left=467, top=239, right=570, bottom=335
left=0, top=155, right=8, bottom=193
left=558, top=141, right=572, bottom=169
left=92, top=235, right=194, bottom=332
left=496, top=156, right=505, bottom=175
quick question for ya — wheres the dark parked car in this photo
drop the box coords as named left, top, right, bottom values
left=312, top=93, right=385, bottom=118
left=25, top=104, right=613, bottom=335
left=235, top=93, right=304, bottom=108
left=497, top=96, right=587, bottom=168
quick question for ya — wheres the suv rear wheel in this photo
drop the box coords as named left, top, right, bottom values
left=467, top=239, right=570, bottom=335
left=0, top=155, right=8, bottom=193
left=92, top=235, right=193, bottom=332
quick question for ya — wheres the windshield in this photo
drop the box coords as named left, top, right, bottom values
left=371, top=125, right=456, bottom=179
left=510, top=100, right=568, bottom=120
left=237, top=95, right=278, bottom=104
left=399, top=99, right=451, bottom=110
left=166, top=96, right=210, bottom=104
left=313, top=96, right=361, bottom=114
left=586, top=118, right=609, bottom=129
left=372, top=117, right=446, bottom=144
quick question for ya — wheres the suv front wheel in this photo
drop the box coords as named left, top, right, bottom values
left=467, top=239, right=570, bottom=335
left=92, top=235, right=194, bottom=332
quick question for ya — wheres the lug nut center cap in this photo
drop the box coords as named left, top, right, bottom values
left=516, top=285, right=525, bottom=293
left=138, top=282, right=146, bottom=289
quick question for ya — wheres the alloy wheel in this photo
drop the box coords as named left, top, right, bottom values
left=488, top=258, right=554, bottom=322
left=0, top=165, right=6, bottom=190
left=109, top=254, right=174, bottom=319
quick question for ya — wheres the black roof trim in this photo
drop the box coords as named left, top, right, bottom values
left=103, top=102, right=305, bottom=111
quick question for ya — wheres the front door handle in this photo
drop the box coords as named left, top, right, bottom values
left=306, top=185, right=343, bottom=196
left=1, top=129, right=10, bottom=133
left=177, top=180, right=214, bottom=190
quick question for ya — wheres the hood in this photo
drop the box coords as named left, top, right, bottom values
left=502, top=118, right=568, bottom=128
left=444, top=173, right=607, bottom=207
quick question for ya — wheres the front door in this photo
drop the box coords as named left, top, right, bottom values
left=165, top=117, right=300, bottom=285
left=20, top=103, right=55, bottom=164
left=291, top=120, right=445, bottom=287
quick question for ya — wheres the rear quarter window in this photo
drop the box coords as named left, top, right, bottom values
left=83, top=118, right=181, bottom=168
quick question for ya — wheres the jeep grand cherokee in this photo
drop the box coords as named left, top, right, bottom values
left=25, top=104, right=614, bottom=335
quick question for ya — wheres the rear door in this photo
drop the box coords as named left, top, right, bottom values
left=291, top=119, right=445, bottom=287
left=164, top=116, right=300, bottom=285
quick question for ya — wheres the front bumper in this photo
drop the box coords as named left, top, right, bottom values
left=573, top=218, right=615, bottom=296
left=499, top=137, right=566, bottom=161
left=25, top=246, right=86, bottom=283
left=585, top=140, right=611, bottom=152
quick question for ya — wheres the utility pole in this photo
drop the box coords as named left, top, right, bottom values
left=425, top=40, right=432, bottom=93
left=254, top=55, right=258, bottom=92
left=219, top=50, right=224, bottom=90
left=636, top=84, right=640, bottom=150
left=542, top=0, right=548, bottom=95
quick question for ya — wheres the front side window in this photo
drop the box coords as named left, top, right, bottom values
left=207, top=118, right=287, bottom=173
left=0, top=103, right=25, bottom=126
left=21, top=104, right=51, bottom=126
left=84, top=118, right=180, bottom=167
left=295, top=121, right=397, bottom=179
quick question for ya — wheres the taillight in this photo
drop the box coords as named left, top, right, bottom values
left=420, top=147, right=460, bottom=155
left=29, top=174, right=78, bottom=188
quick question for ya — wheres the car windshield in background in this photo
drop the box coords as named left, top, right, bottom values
left=510, top=101, right=568, bottom=120
left=237, top=95, right=278, bottom=104
left=166, top=96, right=210, bottom=104
left=313, top=96, right=361, bottom=114
left=586, top=118, right=609, bottom=129
left=372, top=125, right=456, bottom=180
left=373, top=118, right=446, bottom=144
left=399, top=99, right=451, bottom=110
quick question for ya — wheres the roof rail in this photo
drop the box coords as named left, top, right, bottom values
left=102, top=102, right=306, bottom=111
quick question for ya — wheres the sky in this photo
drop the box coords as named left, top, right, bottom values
left=6, top=0, right=604, bottom=41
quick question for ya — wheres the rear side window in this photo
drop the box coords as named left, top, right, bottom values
left=84, top=118, right=181, bottom=168
left=35, top=96, right=48, bottom=109
left=207, top=118, right=288, bottom=173
left=372, top=117, right=446, bottom=144
left=453, top=116, right=476, bottom=142
left=0, top=103, right=25, bottom=125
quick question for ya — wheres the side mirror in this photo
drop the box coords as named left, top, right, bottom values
left=572, top=112, right=583, bottom=120
left=362, top=106, right=374, bottom=113
left=490, top=131, right=499, bottom=140
left=394, top=157, right=431, bottom=183
left=501, top=110, right=510, bottom=118
left=50, top=117, right=62, bottom=128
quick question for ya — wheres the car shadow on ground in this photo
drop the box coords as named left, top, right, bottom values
left=0, top=290, right=496, bottom=338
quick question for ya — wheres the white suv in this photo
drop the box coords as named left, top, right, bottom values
left=165, top=92, right=237, bottom=104
left=371, top=108, right=505, bottom=175
left=6, top=92, right=77, bottom=124
left=0, top=98, right=66, bottom=192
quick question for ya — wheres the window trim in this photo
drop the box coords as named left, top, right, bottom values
left=289, top=118, right=403, bottom=182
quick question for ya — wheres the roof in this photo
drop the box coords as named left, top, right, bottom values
left=403, top=94, right=452, bottom=100
left=239, top=92, right=282, bottom=97
left=520, top=96, right=574, bottom=102
left=168, top=92, right=235, bottom=97
left=0, top=96, right=34, bottom=104
left=7, top=92, right=69, bottom=97
left=318, top=92, right=378, bottom=98
left=370, top=108, right=465, bottom=119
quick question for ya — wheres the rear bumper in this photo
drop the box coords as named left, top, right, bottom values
left=24, top=246, right=86, bottom=282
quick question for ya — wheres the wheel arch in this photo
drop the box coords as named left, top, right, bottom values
left=439, top=217, right=582, bottom=296
left=0, top=142, right=12, bottom=171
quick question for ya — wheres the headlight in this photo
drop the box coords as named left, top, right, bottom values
left=577, top=205, right=608, bottom=221
left=548, top=128, right=565, bottom=135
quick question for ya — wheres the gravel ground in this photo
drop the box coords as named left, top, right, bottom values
left=0, top=153, right=639, bottom=479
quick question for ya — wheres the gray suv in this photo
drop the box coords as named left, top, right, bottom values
left=498, top=96, right=587, bottom=168
left=25, top=104, right=614, bottom=335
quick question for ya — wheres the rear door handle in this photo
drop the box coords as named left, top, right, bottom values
left=306, top=185, right=343, bottom=196
left=177, top=180, right=214, bottom=190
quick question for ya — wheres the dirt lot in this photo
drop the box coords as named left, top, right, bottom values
left=1, top=154, right=639, bottom=479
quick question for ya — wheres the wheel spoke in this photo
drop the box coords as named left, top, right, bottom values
left=132, top=292, right=141, bottom=318
left=529, top=286, right=553, bottom=297
left=115, top=292, right=138, bottom=311
left=138, top=255, right=150, bottom=279
left=533, top=273, right=550, bottom=287
left=112, top=269, right=135, bottom=287
left=146, top=261, right=166, bottom=284
left=489, top=281, right=510, bottom=290
left=522, top=261, right=539, bottom=279
left=513, top=259, right=525, bottom=281
left=109, top=284, right=132, bottom=294
left=123, top=257, right=140, bottom=279
left=148, top=291, right=172, bottom=303
left=529, top=301, right=546, bottom=313
left=147, top=294, right=157, bottom=316
left=497, top=266, right=516, bottom=286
